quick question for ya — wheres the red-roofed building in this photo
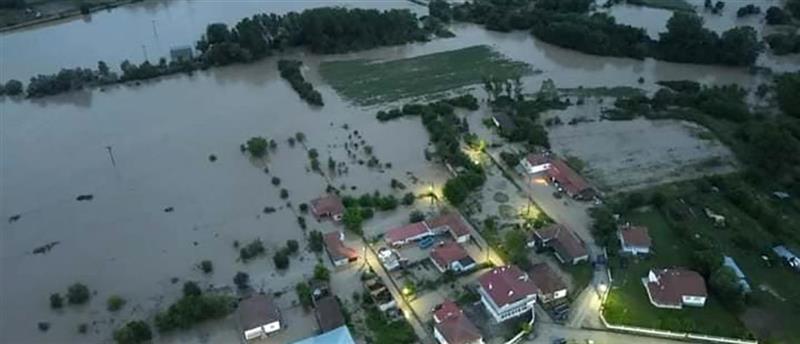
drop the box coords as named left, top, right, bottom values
left=432, top=300, right=484, bottom=344
left=385, top=222, right=432, bottom=247
left=520, top=153, right=552, bottom=175
left=529, top=263, right=568, bottom=303
left=323, top=231, right=358, bottom=267
left=644, top=268, right=707, bottom=309
left=310, top=195, right=345, bottom=222
left=477, top=265, right=539, bottom=322
left=427, top=212, right=473, bottom=243
left=528, top=224, right=589, bottom=265
left=430, top=242, right=476, bottom=273
left=547, top=159, right=595, bottom=200
left=618, top=224, right=652, bottom=255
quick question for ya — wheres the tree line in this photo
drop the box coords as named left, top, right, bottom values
left=277, top=59, right=323, bottom=106
left=451, top=0, right=764, bottom=66
left=3, top=7, right=432, bottom=98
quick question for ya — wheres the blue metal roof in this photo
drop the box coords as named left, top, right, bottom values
left=291, top=326, right=355, bottom=344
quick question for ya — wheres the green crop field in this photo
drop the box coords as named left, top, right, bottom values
left=319, top=45, right=533, bottom=106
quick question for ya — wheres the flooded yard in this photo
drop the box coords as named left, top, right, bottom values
left=544, top=99, right=738, bottom=193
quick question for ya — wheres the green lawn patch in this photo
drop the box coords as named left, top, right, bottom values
left=319, top=45, right=533, bottom=106
left=603, top=178, right=800, bottom=342
left=627, top=0, right=695, bottom=12
left=603, top=210, right=748, bottom=338
left=564, top=263, right=593, bottom=297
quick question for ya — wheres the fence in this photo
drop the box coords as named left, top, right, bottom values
left=599, top=310, right=758, bottom=344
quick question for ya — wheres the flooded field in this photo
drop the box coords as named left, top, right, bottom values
left=544, top=99, right=737, bottom=192
left=1, top=1, right=797, bottom=343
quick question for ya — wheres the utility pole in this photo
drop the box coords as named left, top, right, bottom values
left=105, top=146, right=116, bottom=167
left=151, top=19, right=158, bottom=38
left=142, top=45, right=148, bottom=61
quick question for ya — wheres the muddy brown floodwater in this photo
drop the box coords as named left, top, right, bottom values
left=1, top=1, right=797, bottom=343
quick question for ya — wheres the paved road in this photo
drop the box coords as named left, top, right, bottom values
left=362, top=243, right=435, bottom=344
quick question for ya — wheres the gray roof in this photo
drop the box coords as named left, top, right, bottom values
left=314, top=296, right=345, bottom=333
left=239, top=294, right=280, bottom=330
left=773, top=245, right=798, bottom=259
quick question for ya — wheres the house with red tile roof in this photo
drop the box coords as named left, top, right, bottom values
left=529, top=263, right=567, bottom=304
left=430, top=242, right=476, bottom=273
left=547, top=159, right=595, bottom=200
left=427, top=212, right=472, bottom=243
left=477, top=265, right=539, bottom=322
left=310, top=195, right=345, bottom=222
left=432, top=300, right=485, bottom=344
left=529, top=224, right=589, bottom=265
left=618, top=224, right=652, bottom=255
left=323, top=231, right=358, bottom=267
left=644, top=268, right=707, bottom=309
left=520, top=153, right=552, bottom=175
left=385, top=221, right=432, bottom=247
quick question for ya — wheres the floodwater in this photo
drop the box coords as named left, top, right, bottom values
left=0, top=1, right=798, bottom=343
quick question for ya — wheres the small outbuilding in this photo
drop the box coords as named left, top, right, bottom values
left=617, top=224, right=652, bottom=256
left=430, top=241, right=476, bottom=273
left=323, top=231, right=358, bottom=267
left=311, top=194, right=345, bottom=222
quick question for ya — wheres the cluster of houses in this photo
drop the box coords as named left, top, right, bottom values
left=519, top=153, right=596, bottom=201
left=237, top=281, right=354, bottom=343
left=432, top=263, right=569, bottom=344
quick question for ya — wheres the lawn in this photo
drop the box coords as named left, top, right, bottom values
left=319, top=45, right=533, bottom=106
left=604, top=178, right=800, bottom=343
left=627, top=0, right=694, bottom=12
left=603, top=210, right=748, bottom=338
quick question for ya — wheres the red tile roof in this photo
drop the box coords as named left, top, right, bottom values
left=430, top=241, right=471, bottom=268
left=548, top=159, right=591, bottom=196
left=427, top=212, right=471, bottom=239
left=311, top=195, right=345, bottom=218
left=478, top=265, right=539, bottom=308
left=647, top=268, right=707, bottom=307
left=526, top=153, right=550, bottom=166
left=323, top=231, right=358, bottom=262
left=385, top=221, right=430, bottom=245
left=433, top=300, right=483, bottom=344
left=535, top=224, right=588, bottom=262
left=529, top=263, right=566, bottom=296
left=619, top=225, right=652, bottom=248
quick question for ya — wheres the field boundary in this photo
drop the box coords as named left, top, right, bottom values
left=599, top=306, right=757, bottom=344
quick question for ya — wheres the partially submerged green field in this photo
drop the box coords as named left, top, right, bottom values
left=627, top=0, right=694, bottom=12
left=320, top=45, right=532, bottom=106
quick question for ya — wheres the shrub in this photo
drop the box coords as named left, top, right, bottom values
left=271, top=177, right=281, bottom=186
left=299, top=203, right=309, bottom=213
left=314, top=264, right=330, bottom=281
left=309, top=231, right=324, bottom=252
left=182, top=282, right=202, bottom=297
left=239, top=239, right=265, bottom=261
left=233, top=272, right=250, bottom=289
left=4, top=79, right=23, bottom=96
left=286, top=240, right=299, bottom=254
left=296, top=282, right=313, bottom=309
left=273, top=250, right=290, bottom=269
left=50, top=293, right=64, bottom=309
left=153, top=294, right=232, bottom=333
left=77, top=323, right=88, bottom=334
left=402, top=192, right=416, bottom=205
left=409, top=210, right=425, bottom=223
left=107, top=295, right=126, bottom=312
left=67, top=283, right=90, bottom=305
left=246, top=137, right=268, bottom=158
left=113, top=320, right=152, bottom=344
left=280, top=189, right=289, bottom=199
left=199, top=260, right=213, bottom=274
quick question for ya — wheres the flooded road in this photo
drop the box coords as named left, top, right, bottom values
left=0, top=1, right=798, bottom=343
